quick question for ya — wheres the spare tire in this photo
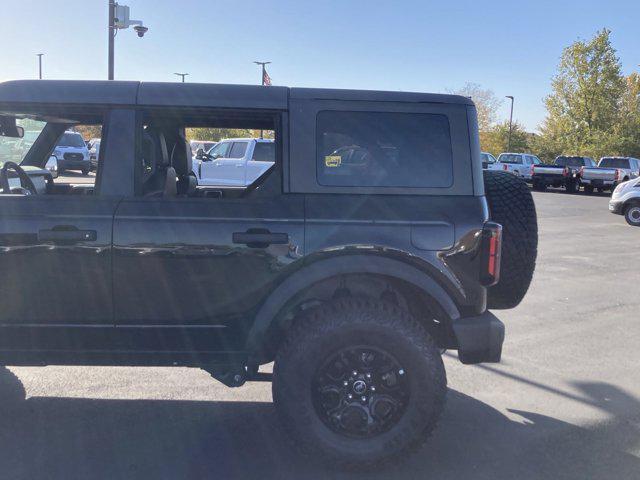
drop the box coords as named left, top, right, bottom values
left=483, top=170, right=538, bottom=309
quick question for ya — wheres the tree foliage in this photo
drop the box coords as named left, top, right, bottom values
left=482, top=121, right=532, bottom=156
left=452, top=82, right=502, bottom=132
left=537, top=29, right=633, bottom=161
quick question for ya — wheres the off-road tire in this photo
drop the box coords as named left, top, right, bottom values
left=483, top=170, right=538, bottom=309
left=584, top=185, right=594, bottom=194
left=273, top=298, right=446, bottom=469
left=532, top=180, right=546, bottom=192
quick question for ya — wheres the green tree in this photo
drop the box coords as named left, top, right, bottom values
left=482, top=121, right=531, bottom=156
left=538, top=29, right=626, bottom=160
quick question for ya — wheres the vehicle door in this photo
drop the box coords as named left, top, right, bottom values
left=112, top=119, right=304, bottom=354
left=0, top=109, right=134, bottom=352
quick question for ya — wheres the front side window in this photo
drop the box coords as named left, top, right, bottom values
left=317, top=111, right=453, bottom=188
left=209, top=142, right=231, bottom=159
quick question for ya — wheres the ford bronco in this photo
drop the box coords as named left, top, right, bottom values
left=0, top=80, right=537, bottom=468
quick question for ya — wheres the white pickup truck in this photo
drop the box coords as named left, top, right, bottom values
left=579, top=156, right=640, bottom=193
left=192, top=138, right=275, bottom=187
left=494, top=153, right=542, bottom=181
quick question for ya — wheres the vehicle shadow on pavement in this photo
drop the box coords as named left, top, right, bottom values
left=0, top=367, right=638, bottom=480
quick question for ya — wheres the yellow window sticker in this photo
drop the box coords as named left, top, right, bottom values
left=325, top=155, right=342, bottom=167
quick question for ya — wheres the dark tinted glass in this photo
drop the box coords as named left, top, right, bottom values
left=317, top=111, right=453, bottom=188
left=229, top=142, right=248, bottom=158
left=252, top=142, right=275, bottom=162
left=498, top=154, right=523, bottom=164
left=556, top=156, right=587, bottom=167
left=599, top=158, right=630, bottom=169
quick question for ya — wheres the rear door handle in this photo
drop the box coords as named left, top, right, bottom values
left=233, top=228, right=288, bottom=248
left=38, top=226, right=97, bottom=243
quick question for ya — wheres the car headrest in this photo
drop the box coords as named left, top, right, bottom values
left=170, top=133, right=192, bottom=176
left=143, top=128, right=169, bottom=169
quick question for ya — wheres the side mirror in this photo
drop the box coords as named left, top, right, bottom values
left=45, top=155, right=58, bottom=177
left=196, top=148, right=205, bottom=159
left=0, top=117, right=24, bottom=138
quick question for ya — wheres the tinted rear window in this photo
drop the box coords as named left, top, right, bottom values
left=497, top=154, right=522, bottom=164
left=317, top=111, right=453, bottom=188
left=599, top=158, right=630, bottom=169
left=556, top=156, right=588, bottom=167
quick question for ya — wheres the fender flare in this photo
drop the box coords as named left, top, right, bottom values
left=245, top=254, right=461, bottom=357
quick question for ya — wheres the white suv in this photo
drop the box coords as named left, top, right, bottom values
left=193, top=138, right=275, bottom=187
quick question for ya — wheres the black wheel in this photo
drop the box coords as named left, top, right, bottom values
left=82, top=168, right=90, bottom=176
left=273, top=298, right=446, bottom=469
left=58, top=168, right=65, bottom=175
left=532, top=181, right=546, bottom=191
left=597, top=187, right=604, bottom=193
left=483, top=170, right=538, bottom=309
left=566, top=181, right=577, bottom=193
left=584, top=185, right=594, bottom=194
left=624, top=204, right=640, bottom=227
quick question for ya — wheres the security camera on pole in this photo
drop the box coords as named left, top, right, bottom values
left=108, top=1, right=149, bottom=80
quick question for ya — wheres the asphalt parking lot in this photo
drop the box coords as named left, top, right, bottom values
left=1, top=189, right=639, bottom=480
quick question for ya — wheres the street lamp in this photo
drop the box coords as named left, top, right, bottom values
left=36, top=53, right=44, bottom=79
left=108, top=1, right=149, bottom=80
left=505, top=95, right=514, bottom=152
left=174, top=73, right=189, bottom=83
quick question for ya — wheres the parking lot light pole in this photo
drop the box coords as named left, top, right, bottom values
left=506, top=95, right=514, bottom=152
left=36, top=53, right=44, bottom=79
left=174, top=73, right=189, bottom=83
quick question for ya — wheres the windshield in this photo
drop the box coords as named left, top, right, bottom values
left=599, top=158, right=629, bottom=169
left=556, top=156, right=586, bottom=167
left=0, top=119, right=47, bottom=164
left=57, top=132, right=86, bottom=148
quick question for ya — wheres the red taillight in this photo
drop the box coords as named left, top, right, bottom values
left=530, top=164, right=535, bottom=176
left=615, top=169, right=620, bottom=181
left=562, top=167, right=569, bottom=177
left=503, top=164, right=508, bottom=171
left=480, top=222, right=502, bottom=286
left=579, top=166, right=584, bottom=178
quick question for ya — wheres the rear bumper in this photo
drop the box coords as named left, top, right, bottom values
left=452, top=311, right=505, bottom=364
left=58, top=159, right=90, bottom=170
left=581, top=179, right=615, bottom=186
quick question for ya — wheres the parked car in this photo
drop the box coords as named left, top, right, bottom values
left=0, top=80, right=539, bottom=469
left=532, top=156, right=595, bottom=192
left=495, top=153, right=542, bottom=181
left=53, top=131, right=91, bottom=175
left=579, top=157, right=640, bottom=194
left=194, top=138, right=275, bottom=187
left=609, top=176, right=640, bottom=226
left=88, top=138, right=101, bottom=170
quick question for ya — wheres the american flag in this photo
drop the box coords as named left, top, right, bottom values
left=263, top=68, right=272, bottom=86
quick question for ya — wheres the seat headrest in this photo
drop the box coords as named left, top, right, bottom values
left=170, top=133, right=192, bottom=176
left=143, top=128, right=169, bottom=168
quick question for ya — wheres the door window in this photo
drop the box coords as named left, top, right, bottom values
left=228, top=142, right=248, bottom=159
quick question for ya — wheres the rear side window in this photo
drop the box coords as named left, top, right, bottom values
left=252, top=142, right=275, bottom=162
left=228, top=142, right=248, bottom=159
left=316, top=111, right=453, bottom=188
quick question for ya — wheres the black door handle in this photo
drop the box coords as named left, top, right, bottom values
left=233, top=228, right=288, bottom=248
left=38, top=226, right=97, bottom=243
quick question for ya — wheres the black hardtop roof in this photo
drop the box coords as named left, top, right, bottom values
left=0, top=80, right=474, bottom=110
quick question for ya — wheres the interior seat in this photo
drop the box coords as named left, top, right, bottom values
left=170, top=132, right=197, bottom=196
left=142, top=128, right=177, bottom=197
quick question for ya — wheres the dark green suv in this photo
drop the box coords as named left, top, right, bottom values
left=0, top=80, right=537, bottom=468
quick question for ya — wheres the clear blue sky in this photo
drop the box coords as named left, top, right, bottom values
left=2, top=0, right=639, bottom=131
